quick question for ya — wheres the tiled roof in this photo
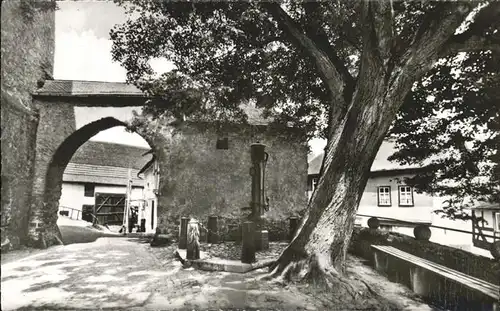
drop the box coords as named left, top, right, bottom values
left=63, top=163, right=144, bottom=186
left=69, top=141, right=151, bottom=169
left=63, top=141, right=152, bottom=186
left=308, top=141, right=420, bottom=175
left=35, top=80, right=144, bottom=97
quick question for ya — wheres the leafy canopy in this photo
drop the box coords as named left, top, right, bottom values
left=110, top=1, right=499, bottom=214
left=390, top=50, right=499, bottom=219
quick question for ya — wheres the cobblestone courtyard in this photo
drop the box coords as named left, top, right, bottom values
left=1, top=237, right=437, bottom=310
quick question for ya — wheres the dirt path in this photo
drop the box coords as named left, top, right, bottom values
left=346, top=257, right=440, bottom=311
left=1, top=238, right=439, bottom=310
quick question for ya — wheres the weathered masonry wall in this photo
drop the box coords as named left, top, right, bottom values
left=29, top=99, right=77, bottom=246
left=1, top=93, right=40, bottom=248
left=1, top=0, right=56, bottom=249
left=154, top=122, right=309, bottom=238
left=1, top=0, right=56, bottom=106
left=349, top=227, right=499, bottom=285
left=349, top=228, right=500, bottom=309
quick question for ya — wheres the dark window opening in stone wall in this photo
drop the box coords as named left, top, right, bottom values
left=216, top=137, right=229, bottom=150
left=84, top=184, right=95, bottom=197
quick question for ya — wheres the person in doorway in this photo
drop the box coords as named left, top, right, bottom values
left=129, top=206, right=138, bottom=233
left=139, top=206, right=146, bottom=233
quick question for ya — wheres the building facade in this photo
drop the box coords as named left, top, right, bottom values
left=1, top=0, right=56, bottom=249
left=145, top=118, right=309, bottom=238
left=137, top=152, right=160, bottom=234
left=58, top=141, right=151, bottom=228
left=471, top=203, right=500, bottom=250
left=307, top=141, right=498, bottom=258
left=308, top=141, right=434, bottom=235
left=308, top=141, right=434, bottom=232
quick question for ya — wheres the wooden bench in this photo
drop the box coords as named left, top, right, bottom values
left=371, top=245, right=499, bottom=310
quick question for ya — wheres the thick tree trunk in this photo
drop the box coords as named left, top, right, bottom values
left=269, top=121, right=384, bottom=284
left=266, top=1, right=470, bottom=287
left=269, top=60, right=412, bottom=289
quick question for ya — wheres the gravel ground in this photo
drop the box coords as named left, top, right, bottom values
left=2, top=237, right=440, bottom=311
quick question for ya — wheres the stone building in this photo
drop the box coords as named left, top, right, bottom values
left=1, top=0, right=56, bottom=249
left=134, top=109, right=309, bottom=240
left=0, top=0, right=307, bottom=248
left=2, top=76, right=309, bottom=247
left=308, top=141, right=434, bottom=231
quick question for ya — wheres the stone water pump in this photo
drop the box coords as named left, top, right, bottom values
left=247, top=143, right=270, bottom=221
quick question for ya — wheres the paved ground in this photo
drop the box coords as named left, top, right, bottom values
left=1, top=237, right=438, bottom=310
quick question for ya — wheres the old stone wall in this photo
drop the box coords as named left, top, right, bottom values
left=1, top=0, right=56, bottom=107
left=29, top=99, right=77, bottom=246
left=154, top=122, right=309, bottom=237
left=349, top=227, right=499, bottom=285
left=1, top=93, right=39, bottom=248
left=1, top=0, right=56, bottom=250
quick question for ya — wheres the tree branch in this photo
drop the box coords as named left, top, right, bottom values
left=302, top=2, right=356, bottom=103
left=407, top=2, right=474, bottom=57
left=385, top=2, right=474, bottom=100
left=367, top=1, right=395, bottom=61
left=262, top=2, right=347, bottom=108
left=439, top=2, right=500, bottom=57
left=442, top=34, right=500, bottom=56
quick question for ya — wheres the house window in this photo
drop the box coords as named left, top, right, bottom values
left=216, top=137, right=229, bottom=150
left=495, top=213, right=500, bottom=232
left=377, top=186, right=391, bottom=206
left=398, top=185, right=414, bottom=207
left=84, top=184, right=95, bottom=197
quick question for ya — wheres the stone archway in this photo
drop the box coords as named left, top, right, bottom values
left=36, top=117, right=157, bottom=246
left=27, top=80, right=163, bottom=247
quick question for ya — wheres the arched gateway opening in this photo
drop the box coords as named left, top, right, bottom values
left=42, top=117, right=158, bottom=245
left=29, top=80, right=165, bottom=247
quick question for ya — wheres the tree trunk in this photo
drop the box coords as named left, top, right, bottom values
left=266, top=0, right=462, bottom=284
left=269, top=69, right=411, bottom=291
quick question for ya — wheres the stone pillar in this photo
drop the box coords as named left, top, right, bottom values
left=150, top=227, right=170, bottom=247
left=410, top=266, right=431, bottom=297
left=207, top=215, right=219, bottom=244
left=289, top=217, right=299, bottom=241
left=179, top=217, right=189, bottom=249
left=241, top=221, right=256, bottom=264
left=260, top=230, right=269, bottom=250
left=186, top=219, right=200, bottom=260
left=373, top=251, right=389, bottom=273
left=367, top=217, right=380, bottom=229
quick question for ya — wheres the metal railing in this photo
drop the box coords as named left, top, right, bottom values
left=58, top=206, right=101, bottom=225
left=58, top=206, right=82, bottom=220
left=356, top=213, right=499, bottom=240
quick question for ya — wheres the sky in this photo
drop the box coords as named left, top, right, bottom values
left=53, top=0, right=326, bottom=156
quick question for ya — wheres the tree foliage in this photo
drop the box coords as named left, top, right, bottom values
left=111, top=2, right=499, bottom=288
left=111, top=1, right=499, bottom=216
left=390, top=50, right=500, bottom=220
